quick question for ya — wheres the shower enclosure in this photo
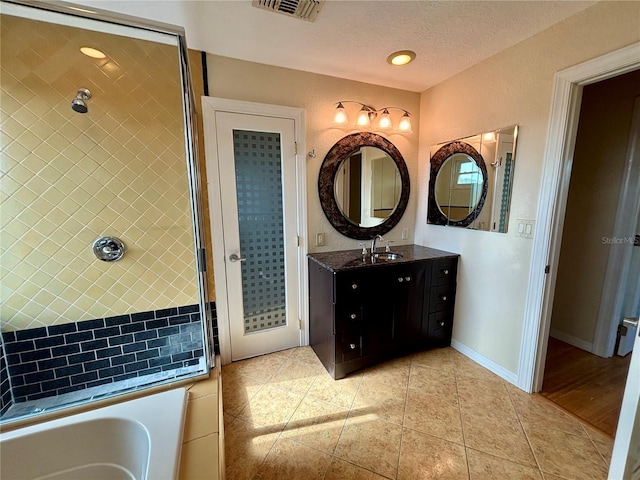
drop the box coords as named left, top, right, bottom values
left=0, top=0, right=213, bottom=424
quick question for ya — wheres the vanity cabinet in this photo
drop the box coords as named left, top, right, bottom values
left=309, top=245, right=458, bottom=379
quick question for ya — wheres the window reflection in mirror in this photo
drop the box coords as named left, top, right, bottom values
left=435, top=153, right=484, bottom=221
left=428, top=125, right=518, bottom=232
left=334, top=146, right=401, bottom=227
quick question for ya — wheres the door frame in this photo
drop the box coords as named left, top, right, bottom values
left=517, top=41, right=640, bottom=393
left=201, top=97, right=308, bottom=365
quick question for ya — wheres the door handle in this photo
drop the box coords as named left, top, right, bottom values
left=622, top=317, right=639, bottom=328
left=229, top=253, right=246, bottom=263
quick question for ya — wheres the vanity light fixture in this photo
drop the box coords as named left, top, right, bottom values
left=332, top=101, right=412, bottom=133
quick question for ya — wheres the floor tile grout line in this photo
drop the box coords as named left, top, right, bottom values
left=506, top=382, right=611, bottom=474
left=333, top=370, right=403, bottom=479
left=394, top=358, right=416, bottom=480
left=504, top=380, right=547, bottom=477
left=452, top=363, right=472, bottom=479
left=287, top=369, right=395, bottom=480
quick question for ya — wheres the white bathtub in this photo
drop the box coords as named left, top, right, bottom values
left=0, top=388, right=187, bottom=480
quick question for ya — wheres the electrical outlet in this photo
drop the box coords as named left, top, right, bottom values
left=316, top=232, right=325, bottom=246
left=401, top=228, right=409, bottom=240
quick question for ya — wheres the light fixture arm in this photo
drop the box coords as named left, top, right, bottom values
left=375, top=106, right=410, bottom=116
left=334, top=101, right=376, bottom=112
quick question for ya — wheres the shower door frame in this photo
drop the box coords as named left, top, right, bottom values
left=202, top=97, right=308, bottom=365
left=1, top=0, right=214, bottom=382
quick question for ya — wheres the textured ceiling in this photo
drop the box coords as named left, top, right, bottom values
left=71, top=0, right=596, bottom=92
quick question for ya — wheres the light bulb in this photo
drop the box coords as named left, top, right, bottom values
left=333, top=103, right=348, bottom=126
left=387, top=50, right=416, bottom=66
left=356, top=107, right=371, bottom=127
left=397, top=113, right=412, bottom=133
left=378, top=109, right=392, bottom=130
left=483, top=132, right=496, bottom=143
left=80, top=47, right=106, bottom=59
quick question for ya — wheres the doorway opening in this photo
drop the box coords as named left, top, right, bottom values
left=540, top=69, right=640, bottom=437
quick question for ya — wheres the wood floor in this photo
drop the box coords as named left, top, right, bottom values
left=541, top=337, right=631, bottom=437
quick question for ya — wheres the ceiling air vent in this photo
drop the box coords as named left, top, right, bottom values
left=252, top=0, right=324, bottom=22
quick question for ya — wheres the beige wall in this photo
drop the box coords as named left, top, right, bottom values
left=414, top=1, right=640, bottom=373
left=206, top=55, right=421, bottom=253
left=551, top=69, right=640, bottom=345
left=0, top=15, right=198, bottom=331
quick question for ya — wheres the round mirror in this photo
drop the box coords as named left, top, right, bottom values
left=428, top=141, right=487, bottom=227
left=333, top=146, right=402, bottom=227
left=319, top=132, right=410, bottom=240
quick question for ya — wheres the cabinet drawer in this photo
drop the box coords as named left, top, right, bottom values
left=338, top=336, right=362, bottom=362
left=432, top=258, right=457, bottom=286
left=335, top=305, right=363, bottom=326
left=426, top=310, right=453, bottom=339
left=430, top=284, right=455, bottom=312
left=335, top=272, right=369, bottom=303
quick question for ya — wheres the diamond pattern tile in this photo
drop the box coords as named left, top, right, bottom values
left=1, top=14, right=199, bottom=331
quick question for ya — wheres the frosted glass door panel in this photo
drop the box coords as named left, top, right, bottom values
left=211, top=111, right=300, bottom=361
left=233, top=130, right=286, bottom=333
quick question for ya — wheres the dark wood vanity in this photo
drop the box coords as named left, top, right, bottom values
left=309, top=245, right=459, bottom=379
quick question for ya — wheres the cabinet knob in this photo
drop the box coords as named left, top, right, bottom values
left=439, top=321, right=445, bottom=327
left=443, top=269, right=449, bottom=275
left=352, top=283, right=358, bottom=290
left=405, top=276, right=411, bottom=282
left=441, top=295, right=448, bottom=301
left=398, top=277, right=404, bottom=283
left=349, top=343, right=356, bottom=350
left=350, top=313, right=357, bottom=320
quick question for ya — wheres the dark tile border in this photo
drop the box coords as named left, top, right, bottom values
left=2, top=303, right=217, bottom=404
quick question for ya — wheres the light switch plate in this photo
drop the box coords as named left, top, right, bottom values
left=401, top=228, right=409, bottom=240
left=516, top=219, right=535, bottom=239
left=316, top=232, right=325, bottom=246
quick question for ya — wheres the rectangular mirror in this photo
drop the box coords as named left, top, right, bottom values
left=427, top=125, right=518, bottom=232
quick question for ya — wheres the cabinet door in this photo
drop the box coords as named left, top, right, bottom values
left=392, top=263, right=426, bottom=344
left=361, top=267, right=395, bottom=356
left=361, top=263, right=426, bottom=354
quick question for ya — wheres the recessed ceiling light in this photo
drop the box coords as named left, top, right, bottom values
left=387, top=50, right=416, bottom=66
left=80, top=47, right=106, bottom=59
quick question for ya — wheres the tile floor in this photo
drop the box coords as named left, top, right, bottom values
left=222, top=346, right=613, bottom=480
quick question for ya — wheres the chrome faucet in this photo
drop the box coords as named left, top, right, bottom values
left=371, top=235, right=384, bottom=254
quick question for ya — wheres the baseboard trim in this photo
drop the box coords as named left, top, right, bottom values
left=451, top=339, right=519, bottom=386
left=549, top=328, right=593, bottom=352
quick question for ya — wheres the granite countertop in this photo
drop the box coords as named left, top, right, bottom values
left=308, top=244, right=459, bottom=272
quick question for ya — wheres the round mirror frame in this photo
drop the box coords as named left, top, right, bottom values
left=319, top=132, right=410, bottom=240
left=428, top=140, right=488, bottom=227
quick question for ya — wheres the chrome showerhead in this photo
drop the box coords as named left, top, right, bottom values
left=71, top=88, right=91, bottom=113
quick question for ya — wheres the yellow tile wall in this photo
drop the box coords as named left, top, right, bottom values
left=0, top=14, right=199, bottom=331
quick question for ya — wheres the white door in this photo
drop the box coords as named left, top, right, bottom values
left=206, top=110, right=301, bottom=361
left=609, top=320, right=640, bottom=479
